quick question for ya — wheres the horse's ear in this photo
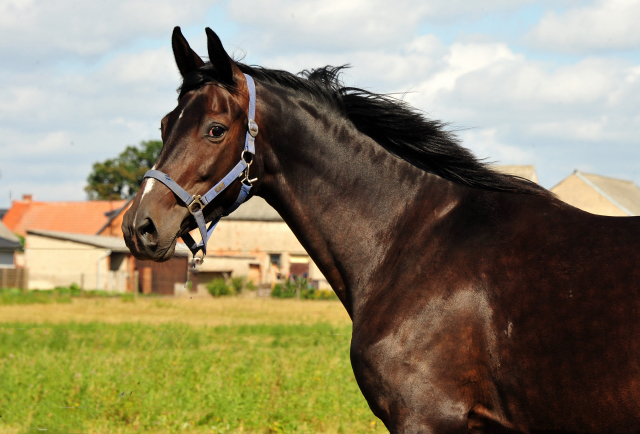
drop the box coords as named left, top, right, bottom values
left=205, top=27, right=237, bottom=87
left=172, top=26, right=205, bottom=77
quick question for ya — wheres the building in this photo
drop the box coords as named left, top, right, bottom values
left=492, top=165, right=539, bottom=183
left=551, top=171, right=640, bottom=217
left=2, top=194, right=127, bottom=237
left=194, top=196, right=330, bottom=292
left=2, top=196, right=191, bottom=294
left=25, top=229, right=189, bottom=292
left=97, top=198, right=133, bottom=237
left=0, top=220, right=24, bottom=289
left=0, top=220, right=21, bottom=268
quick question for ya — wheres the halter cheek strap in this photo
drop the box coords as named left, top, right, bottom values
left=143, top=73, right=258, bottom=257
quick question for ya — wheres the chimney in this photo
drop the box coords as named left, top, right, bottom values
left=22, top=194, right=32, bottom=203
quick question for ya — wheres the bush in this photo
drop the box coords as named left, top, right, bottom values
left=271, top=277, right=338, bottom=300
left=206, top=276, right=256, bottom=297
left=271, top=283, right=294, bottom=299
left=230, top=276, right=244, bottom=295
left=305, top=288, right=339, bottom=300
left=55, top=283, right=82, bottom=296
left=206, top=278, right=234, bottom=297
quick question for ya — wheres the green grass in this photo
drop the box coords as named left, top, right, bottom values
left=0, top=287, right=160, bottom=306
left=0, top=288, right=73, bottom=305
left=0, top=322, right=385, bottom=433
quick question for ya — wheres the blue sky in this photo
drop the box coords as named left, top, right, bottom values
left=1, top=0, right=640, bottom=208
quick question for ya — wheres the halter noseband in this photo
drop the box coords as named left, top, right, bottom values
left=143, top=74, right=258, bottom=258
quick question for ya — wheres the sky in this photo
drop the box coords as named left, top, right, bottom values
left=1, top=0, right=640, bottom=208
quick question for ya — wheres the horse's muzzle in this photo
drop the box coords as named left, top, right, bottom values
left=123, top=210, right=164, bottom=261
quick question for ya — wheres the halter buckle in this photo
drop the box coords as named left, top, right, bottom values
left=248, top=119, right=259, bottom=137
left=187, top=195, right=205, bottom=215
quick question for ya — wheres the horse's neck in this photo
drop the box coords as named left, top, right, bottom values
left=257, top=90, right=462, bottom=318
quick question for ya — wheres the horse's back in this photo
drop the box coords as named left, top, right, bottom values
left=491, top=199, right=640, bottom=432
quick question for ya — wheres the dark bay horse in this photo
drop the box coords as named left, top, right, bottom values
left=122, top=27, right=640, bottom=433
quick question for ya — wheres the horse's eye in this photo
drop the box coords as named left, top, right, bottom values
left=208, top=126, right=226, bottom=138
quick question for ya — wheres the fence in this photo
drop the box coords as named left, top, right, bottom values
left=0, top=268, right=28, bottom=289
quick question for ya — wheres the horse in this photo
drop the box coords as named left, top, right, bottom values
left=122, top=27, right=640, bottom=434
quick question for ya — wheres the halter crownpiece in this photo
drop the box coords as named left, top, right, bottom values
left=143, top=73, right=258, bottom=257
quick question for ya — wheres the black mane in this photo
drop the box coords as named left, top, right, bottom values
left=180, top=63, right=548, bottom=196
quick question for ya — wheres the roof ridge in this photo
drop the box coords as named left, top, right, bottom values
left=574, top=172, right=636, bottom=216
left=577, top=170, right=634, bottom=184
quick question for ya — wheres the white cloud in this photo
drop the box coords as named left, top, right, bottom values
left=2, top=0, right=640, bottom=206
left=0, top=47, right=178, bottom=132
left=527, top=0, right=640, bottom=53
left=227, top=0, right=428, bottom=52
left=402, top=43, right=640, bottom=138
left=227, top=0, right=555, bottom=54
left=3, top=180, right=88, bottom=203
left=459, top=128, right=535, bottom=164
left=0, top=45, right=182, bottom=208
left=100, top=48, right=180, bottom=85
left=0, top=0, right=214, bottom=63
left=260, top=34, right=446, bottom=91
left=416, top=42, right=521, bottom=95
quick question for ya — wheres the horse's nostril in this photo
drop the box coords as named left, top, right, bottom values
left=138, top=218, right=158, bottom=245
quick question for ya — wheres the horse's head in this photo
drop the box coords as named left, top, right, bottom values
left=123, top=27, right=257, bottom=261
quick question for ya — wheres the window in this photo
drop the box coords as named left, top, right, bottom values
left=269, top=253, right=281, bottom=269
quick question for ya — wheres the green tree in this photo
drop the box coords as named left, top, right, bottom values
left=85, top=140, right=162, bottom=200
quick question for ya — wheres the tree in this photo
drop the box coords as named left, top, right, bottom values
left=85, top=140, right=162, bottom=200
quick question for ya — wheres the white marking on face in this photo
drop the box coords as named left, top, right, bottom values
left=178, top=109, right=184, bottom=120
left=140, top=178, right=156, bottom=202
left=140, top=164, right=157, bottom=202
left=135, top=164, right=157, bottom=224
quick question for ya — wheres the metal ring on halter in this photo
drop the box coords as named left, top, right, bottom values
left=187, top=195, right=205, bottom=215
left=241, top=150, right=254, bottom=164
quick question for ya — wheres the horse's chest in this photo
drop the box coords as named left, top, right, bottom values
left=351, top=289, right=505, bottom=429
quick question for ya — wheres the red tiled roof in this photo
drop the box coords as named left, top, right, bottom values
left=2, top=199, right=127, bottom=237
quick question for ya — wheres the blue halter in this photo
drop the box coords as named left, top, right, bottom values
left=143, top=74, right=258, bottom=257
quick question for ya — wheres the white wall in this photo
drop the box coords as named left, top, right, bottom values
left=25, top=234, right=127, bottom=291
left=193, top=220, right=330, bottom=289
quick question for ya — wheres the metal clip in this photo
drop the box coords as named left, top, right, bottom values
left=187, top=195, right=205, bottom=215
left=240, top=151, right=257, bottom=186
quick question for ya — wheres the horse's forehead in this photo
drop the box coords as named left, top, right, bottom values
left=178, top=85, right=241, bottom=116
left=164, top=87, right=239, bottom=137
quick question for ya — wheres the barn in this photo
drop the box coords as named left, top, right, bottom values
left=25, top=229, right=189, bottom=293
left=551, top=171, right=640, bottom=217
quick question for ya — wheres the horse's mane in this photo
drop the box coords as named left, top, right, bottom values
left=180, top=63, right=549, bottom=196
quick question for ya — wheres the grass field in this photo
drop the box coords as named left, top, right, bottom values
left=0, top=297, right=386, bottom=433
